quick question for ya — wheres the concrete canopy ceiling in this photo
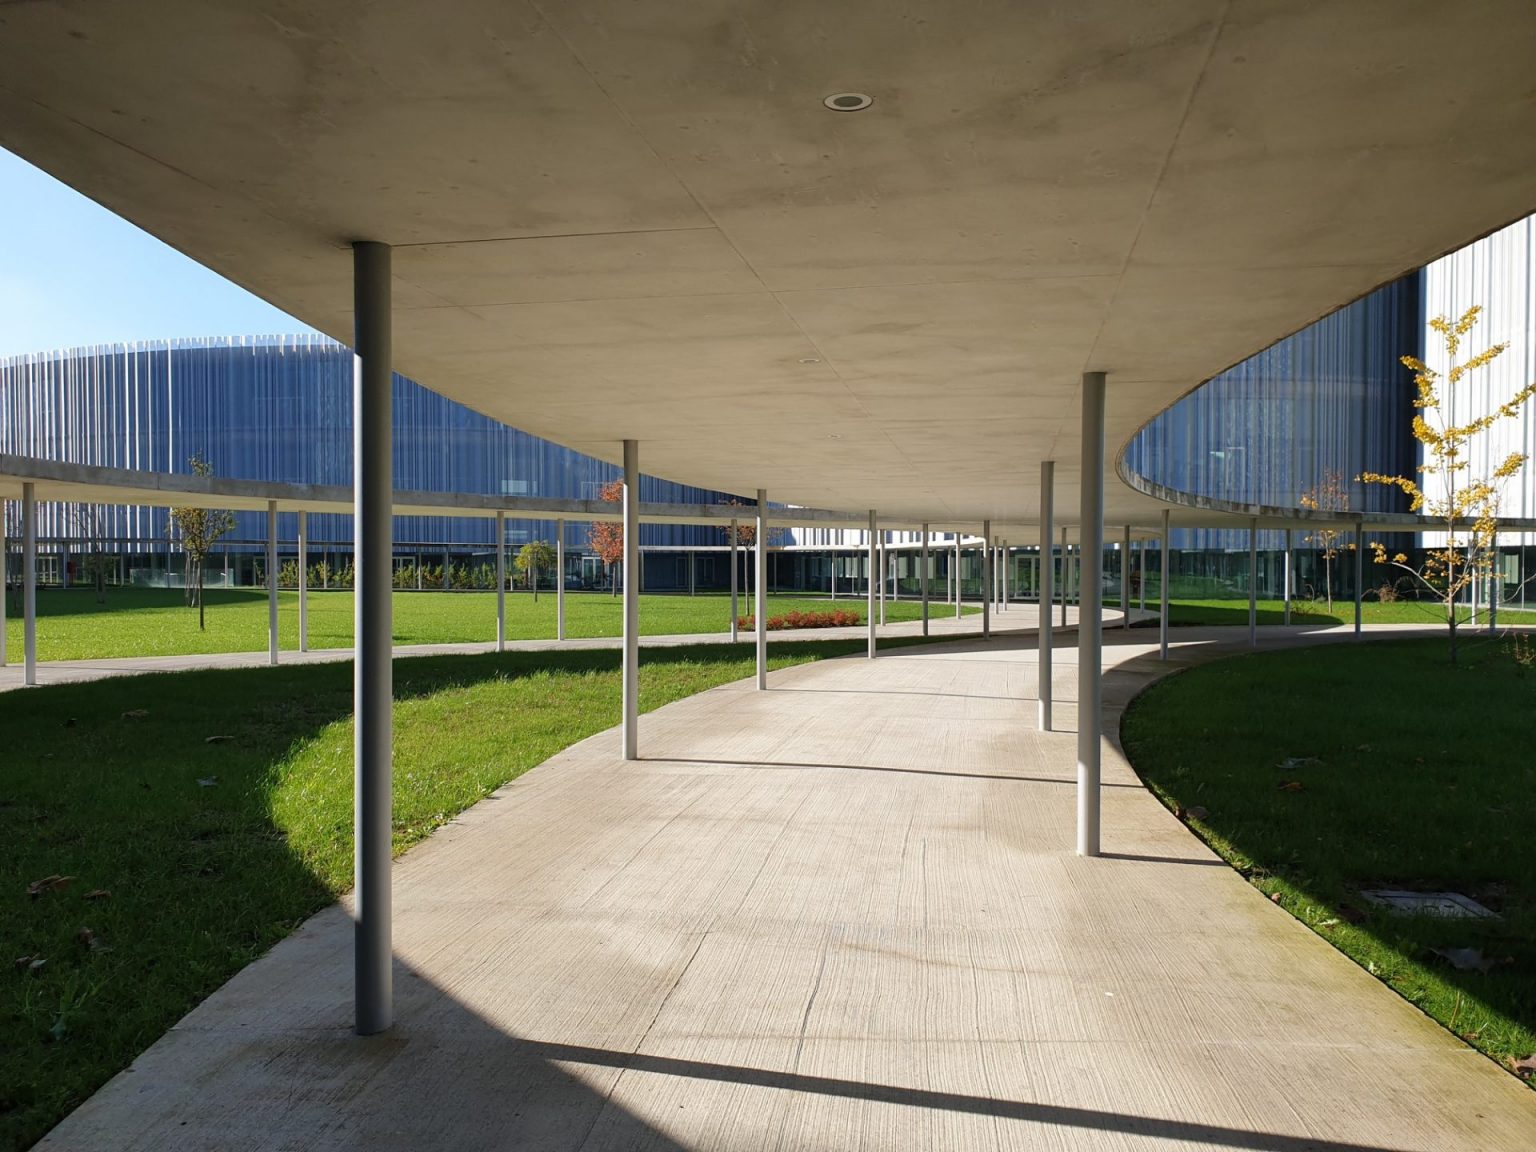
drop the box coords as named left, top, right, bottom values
left=1, top=1, right=1534, bottom=533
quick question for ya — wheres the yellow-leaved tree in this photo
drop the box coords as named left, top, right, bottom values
left=1359, top=305, right=1536, bottom=663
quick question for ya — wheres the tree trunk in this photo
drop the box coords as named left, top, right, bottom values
left=197, top=568, right=206, bottom=631
left=533, top=563, right=539, bottom=602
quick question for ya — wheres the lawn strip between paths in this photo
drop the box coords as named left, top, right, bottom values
left=4, top=588, right=977, bottom=663
left=1121, top=636, right=1536, bottom=1084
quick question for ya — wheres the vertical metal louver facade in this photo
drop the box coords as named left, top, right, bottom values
left=1123, top=274, right=1423, bottom=551
left=0, top=335, right=740, bottom=553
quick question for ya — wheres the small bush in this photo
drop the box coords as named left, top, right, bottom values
left=737, top=608, right=861, bottom=631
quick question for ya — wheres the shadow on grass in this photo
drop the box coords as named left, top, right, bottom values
left=1115, top=636, right=1536, bottom=1081
left=1, top=638, right=882, bottom=1148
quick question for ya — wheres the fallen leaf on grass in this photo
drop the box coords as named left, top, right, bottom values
left=14, top=956, right=46, bottom=974
left=84, top=889, right=110, bottom=901
left=121, top=709, right=149, bottom=720
left=1278, top=780, right=1305, bottom=792
left=1270, top=892, right=1283, bottom=904
left=197, top=776, right=218, bottom=788
left=204, top=735, right=232, bottom=745
left=75, top=927, right=111, bottom=954
left=1511, top=1055, right=1536, bottom=1079
left=1176, top=804, right=1209, bottom=821
left=1316, top=918, right=1341, bottom=929
left=26, top=875, right=74, bottom=898
left=1432, top=947, right=1495, bottom=973
left=1278, top=756, right=1322, bottom=771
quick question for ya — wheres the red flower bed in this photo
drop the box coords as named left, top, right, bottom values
left=736, top=608, right=861, bottom=631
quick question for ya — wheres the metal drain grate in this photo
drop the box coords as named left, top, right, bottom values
left=1358, top=890, right=1498, bottom=919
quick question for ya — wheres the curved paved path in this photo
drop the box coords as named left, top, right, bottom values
left=34, top=624, right=1536, bottom=1150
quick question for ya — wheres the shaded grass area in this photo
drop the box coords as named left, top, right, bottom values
left=3, top=587, right=975, bottom=662
left=0, top=636, right=937, bottom=1149
left=1121, top=637, right=1535, bottom=1082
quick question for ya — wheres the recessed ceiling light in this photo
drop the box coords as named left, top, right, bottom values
left=823, top=92, right=873, bottom=112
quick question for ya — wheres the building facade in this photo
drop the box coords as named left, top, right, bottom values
left=0, top=335, right=750, bottom=589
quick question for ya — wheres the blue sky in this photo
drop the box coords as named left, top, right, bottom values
left=0, top=148, right=315, bottom=359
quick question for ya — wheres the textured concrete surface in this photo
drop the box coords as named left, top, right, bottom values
left=33, top=625, right=1536, bottom=1150
left=3, top=3, right=1535, bottom=527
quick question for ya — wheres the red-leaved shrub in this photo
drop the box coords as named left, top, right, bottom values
left=736, top=608, right=861, bottom=631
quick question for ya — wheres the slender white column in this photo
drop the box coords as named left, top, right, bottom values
left=1000, top=540, right=1008, bottom=610
left=622, top=441, right=641, bottom=755
left=954, top=538, right=961, bottom=618
left=1284, top=528, right=1293, bottom=626
left=556, top=519, right=566, bottom=641
left=867, top=512, right=878, bottom=659
left=23, top=484, right=36, bottom=685
left=352, top=240, right=393, bottom=1035
left=495, top=510, right=506, bottom=653
left=920, top=523, right=930, bottom=637
left=1078, top=370, right=1105, bottom=858
left=878, top=533, right=886, bottom=625
left=981, top=520, right=992, bottom=640
left=1060, top=526, right=1069, bottom=627
left=1039, top=461, right=1055, bottom=731
left=1354, top=517, right=1364, bottom=639
left=755, top=490, right=768, bottom=686
left=298, top=510, right=309, bottom=652
left=1122, top=524, right=1132, bottom=629
left=1138, top=535, right=1147, bottom=612
left=267, top=500, right=279, bottom=666
left=1160, top=508, right=1170, bottom=661
left=729, top=518, right=739, bottom=641
left=1248, top=517, right=1258, bottom=648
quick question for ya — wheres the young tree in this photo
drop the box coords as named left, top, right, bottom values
left=1297, top=471, right=1351, bottom=612
left=587, top=479, right=625, bottom=596
left=71, top=503, right=114, bottom=604
left=720, top=499, right=758, bottom=549
left=515, top=539, right=556, bottom=601
left=167, top=454, right=235, bottom=631
left=1361, top=305, right=1536, bottom=663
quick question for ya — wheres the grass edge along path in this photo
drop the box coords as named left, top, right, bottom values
left=3, top=587, right=978, bottom=663
left=1, top=634, right=950, bottom=1150
left=1120, top=636, right=1535, bottom=1087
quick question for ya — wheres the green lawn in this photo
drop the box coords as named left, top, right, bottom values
left=2, top=587, right=974, bottom=663
left=1106, top=595, right=1523, bottom=628
left=0, top=635, right=959, bottom=1149
left=1122, top=637, right=1535, bottom=1083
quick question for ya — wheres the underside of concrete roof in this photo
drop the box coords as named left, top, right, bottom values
left=1, top=1, right=1533, bottom=529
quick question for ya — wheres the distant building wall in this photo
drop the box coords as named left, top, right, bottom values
left=1420, top=214, right=1536, bottom=548
left=0, top=335, right=739, bottom=554
left=1123, top=273, right=1423, bottom=553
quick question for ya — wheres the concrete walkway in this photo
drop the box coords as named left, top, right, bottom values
left=34, top=625, right=1536, bottom=1150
